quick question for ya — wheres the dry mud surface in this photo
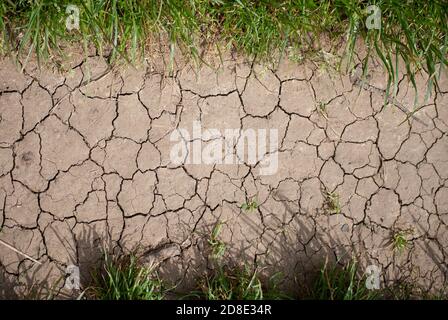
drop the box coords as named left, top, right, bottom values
left=0, top=53, right=447, bottom=297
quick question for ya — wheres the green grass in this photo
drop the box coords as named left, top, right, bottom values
left=317, top=101, right=329, bottom=119
left=1, top=1, right=446, bottom=98
left=392, top=230, right=410, bottom=253
left=325, top=191, right=341, bottom=215
left=241, top=198, right=258, bottom=212
left=190, top=219, right=290, bottom=300
left=87, top=252, right=165, bottom=300
left=196, top=266, right=265, bottom=300
left=208, top=221, right=227, bottom=260
left=3, top=250, right=445, bottom=300
left=309, top=259, right=380, bottom=300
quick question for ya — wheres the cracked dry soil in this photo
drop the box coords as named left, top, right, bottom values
left=0, top=52, right=447, bottom=298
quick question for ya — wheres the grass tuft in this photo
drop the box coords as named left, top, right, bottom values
left=325, top=191, right=341, bottom=215
left=198, top=265, right=265, bottom=300
left=88, top=252, right=165, bottom=300
left=309, top=259, right=379, bottom=300
left=208, top=221, right=226, bottom=261
left=392, top=230, right=410, bottom=253
left=241, top=198, right=258, bottom=212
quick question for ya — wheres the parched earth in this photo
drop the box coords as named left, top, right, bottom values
left=0, top=51, right=447, bottom=298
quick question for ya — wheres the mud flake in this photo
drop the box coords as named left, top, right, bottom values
left=21, top=82, right=52, bottom=133
left=103, top=138, right=139, bottom=179
left=367, top=189, right=400, bottom=228
left=115, top=94, right=151, bottom=142
left=118, top=171, right=157, bottom=216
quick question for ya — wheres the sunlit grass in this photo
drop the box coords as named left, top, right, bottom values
left=0, top=1, right=446, bottom=97
left=325, top=191, right=341, bottom=215
left=196, top=266, right=265, bottom=300
left=309, top=259, right=380, bottom=300
left=88, top=252, right=165, bottom=300
left=392, top=230, right=410, bottom=253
